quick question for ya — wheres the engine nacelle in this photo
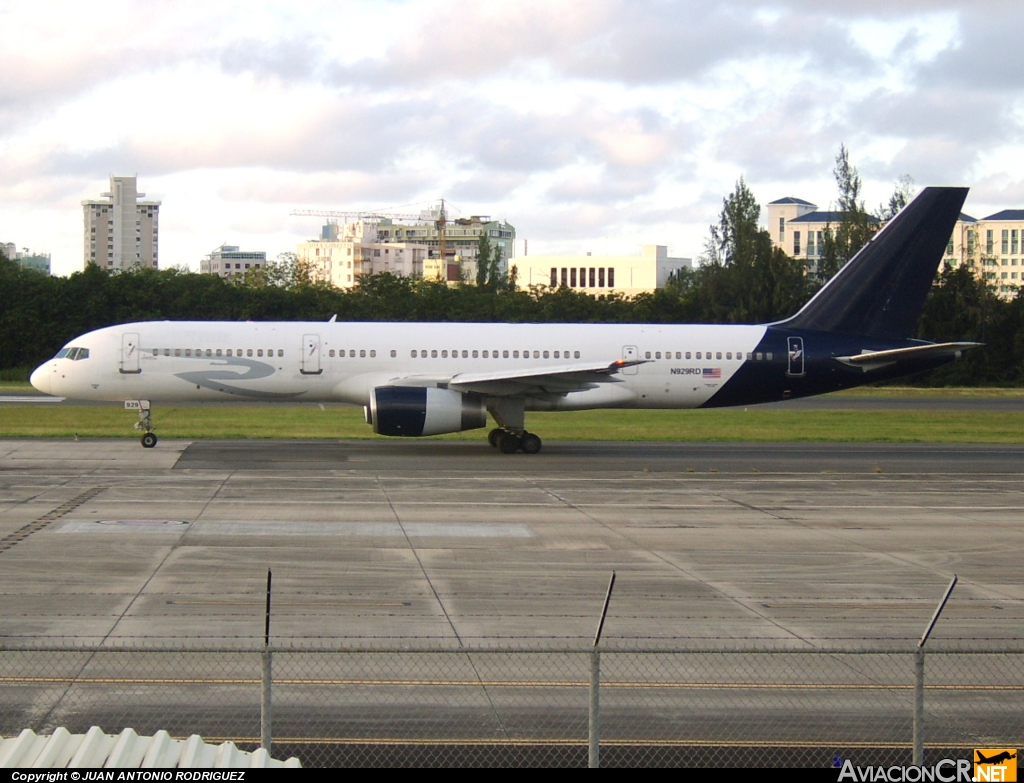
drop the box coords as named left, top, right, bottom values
left=368, top=386, right=487, bottom=437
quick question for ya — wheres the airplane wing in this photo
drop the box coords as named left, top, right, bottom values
left=836, top=342, right=981, bottom=369
left=382, top=359, right=645, bottom=396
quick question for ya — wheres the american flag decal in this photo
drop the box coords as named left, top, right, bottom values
left=703, top=367, right=721, bottom=379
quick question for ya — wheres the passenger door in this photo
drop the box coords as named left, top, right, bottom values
left=120, top=332, right=141, bottom=374
left=622, top=345, right=639, bottom=375
left=301, top=334, right=322, bottom=375
left=787, top=336, right=805, bottom=377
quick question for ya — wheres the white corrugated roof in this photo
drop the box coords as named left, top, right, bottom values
left=0, top=727, right=300, bottom=768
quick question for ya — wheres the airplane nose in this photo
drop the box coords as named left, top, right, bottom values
left=30, top=365, right=51, bottom=395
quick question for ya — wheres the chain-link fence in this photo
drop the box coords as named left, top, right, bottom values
left=0, top=644, right=1020, bottom=767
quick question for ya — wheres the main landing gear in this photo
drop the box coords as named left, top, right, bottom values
left=488, top=428, right=542, bottom=454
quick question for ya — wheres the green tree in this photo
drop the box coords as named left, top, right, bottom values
left=818, top=145, right=880, bottom=281
left=475, top=233, right=492, bottom=287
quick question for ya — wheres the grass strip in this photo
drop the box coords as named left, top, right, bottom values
left=1, top=405, right=1023, bottom=443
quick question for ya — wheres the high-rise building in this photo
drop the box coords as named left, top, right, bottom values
left=82, top=176, right=160, bottom=270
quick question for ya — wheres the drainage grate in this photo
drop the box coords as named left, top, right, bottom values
left=0, top=486, right=108, bottom=553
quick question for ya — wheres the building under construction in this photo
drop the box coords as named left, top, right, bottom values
left=294, top=203, right=516, bottom=288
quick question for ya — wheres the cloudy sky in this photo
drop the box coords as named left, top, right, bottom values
left=2, top=0, right=1023, bottom=276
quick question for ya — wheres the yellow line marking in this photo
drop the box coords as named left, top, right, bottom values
left=0, top=676, right=1018, bottom=690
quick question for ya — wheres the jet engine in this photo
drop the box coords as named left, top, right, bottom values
left=367, top=386, right=487, bottom=437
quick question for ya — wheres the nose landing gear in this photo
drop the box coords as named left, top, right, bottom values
left=127, top=400, right=158, bottom=448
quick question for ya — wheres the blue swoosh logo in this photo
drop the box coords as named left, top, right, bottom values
left=175, top=358, right=307, bottom=400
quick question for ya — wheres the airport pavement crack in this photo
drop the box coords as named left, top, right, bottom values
left=0, top=486, right=108, bottom=554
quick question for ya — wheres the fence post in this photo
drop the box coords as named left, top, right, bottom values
left=913, top=575, right=956, bottom=768
left=589, top=649, right=600, bottom=768
left=261, top=569, right=273, bottom=753
left=912, top=649, right=924, bottom=765
left=589, top=572, right=616, bottom=769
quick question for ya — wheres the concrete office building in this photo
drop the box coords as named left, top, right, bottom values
left=768, top=196, right=1024, bottom=296
left=298, top=221, right=429, bottom=289
left=514, top=245, right=692, bottom=297
left=200, top=244, right=267, bottom=277
left=82, top=176, right=160, bottom=270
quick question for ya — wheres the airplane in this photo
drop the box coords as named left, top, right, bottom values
left=976, top=751, right=1016, bottom=765
left=30, top=187, right=978, bottom=454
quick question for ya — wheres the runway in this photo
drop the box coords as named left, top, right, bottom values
left=0, top=437, right=1021, bottom=645
left=1, top=437, right=1021, bottom=766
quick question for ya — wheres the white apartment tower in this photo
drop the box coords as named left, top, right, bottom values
left=82, top=176, right=161, bottom=270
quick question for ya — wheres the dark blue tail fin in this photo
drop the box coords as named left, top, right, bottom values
left=779, top=186, right=968, bottom=339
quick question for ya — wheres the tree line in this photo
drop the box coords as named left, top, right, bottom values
left=2, top=148, right=1022, bottom=386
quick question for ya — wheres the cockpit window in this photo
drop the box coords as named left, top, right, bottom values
left=55, top=348, right=71, bottom=359
left=76, top=348, right=90, bottom=360
left=61, top=347, right=90, bottom=361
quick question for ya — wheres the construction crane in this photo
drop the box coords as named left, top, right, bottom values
left=291, top=200, right=450, bottom=261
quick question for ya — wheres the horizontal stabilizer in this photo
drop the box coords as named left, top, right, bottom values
left=836, top=342, right=981, bottom=368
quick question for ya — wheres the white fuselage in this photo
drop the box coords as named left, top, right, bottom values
left=31, top=321, right=772, bottom=410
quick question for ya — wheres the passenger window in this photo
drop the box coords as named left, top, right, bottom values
left=411, top=350, right=417, bottom=358
left=532, top=350, right=539, bottom=358
left=574, top=351, right=580, bottom=358
left=216, top=349, right=222, bottom=357
left=655, top=352, right=661, bottom=359
left=554, top=351, right=560, bottom=358
left=247, top=349, right=253, bottom=357
left=746, top=352, right=752, bottom=360
left=685, top=352, right=691, bottom=359
left=766, top=352, right=773, bottom=360
left=473, top=350, right=479, bottom=358
left=442, top=350, right=448, bottom=358
left=513, top=350, right=519, bottom=358
left=390, top=350, right=397, bottom=358
left=370, top=350, right=376, bottom=358
left=543, top=351, right=549, bottom=358
left=726, top=352, right=732, bottom=360
left=756, top=352, right=763, bottom=360
left=431, top=350, right=438, bottom=358
left=204, top=349, right=211, bottom=357
left=329, top=350, right=335, bottom=357
left=237, top=349, right=242, bottom=356
left=360, top=349, right=366, bottom=357
left=165, top=349, right=171, bottom=356
left=696, top=352, right=701, bottom=359
left=503, top=350, right=509, bottom=358
left=420, top=349, right=425, bottom=356
left=175, top=349, right=181, bottom=357
left=185, top=349, right=192, bottom=357
left=278, top=349, right=284, bottom=357
left=482, top=350, right=489, bottom=358
left=257, top=349, right=264, bottom=357
left=716, top=352, right=722, bottom=360
left=676, top=352, right=681, bottom=359
left=462, top=350, right=469, bottom=358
